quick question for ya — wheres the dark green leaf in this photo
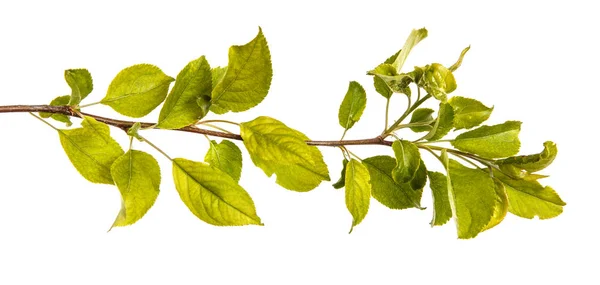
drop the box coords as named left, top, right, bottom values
left=409, top=160, right=427, bottom=191
left=446, top=159, right=497, bottom=239
left=338, top=81, right=367, bottom=130
left=40, top=95, right=72, bottom=126
left=172, top=158, right=262, bottom=226
left=204, top=140, right=243, bottom=182
left=420, top=63, right=457, bottom=102
left=362, top=156, right=423, bottom=210
left=497, top=141, right=557, bottom=178
left=240, top=116, right=330, bottom=192
left=110, top=150, right=160, bottom=229
left=391, top=140, right=421, bottom=183
left=427, top=102, right=455, bottom=141
left=451, top=121, right=522, bottom=159
left=102, top=64, right=174, bottom=118
left=157, top=56, right=212, bottom=129
left=58, top=117, right=124, bottom=184
left=345, top=159, right=371, bottom=233
left=494, top=170, right=565, bottom=219
left=448, top=96, right=493, bottom=130
left=211, top=28, right=272, bottom=114
left=448, top=46, right=470, bottom=72
left=65, top=69, right=93, bottom=106
left=427, top=171, right=452, bottom=226
left=392, top=28, right=428, bottom=72
left=332, top=158, right=349, bottom=189
left=409, top=108, right=434, bottom=132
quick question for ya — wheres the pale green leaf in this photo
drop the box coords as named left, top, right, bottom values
left=391, top=140, right=421, bottom=183
left=392, top=28, right=428, bottom=72
left=448, top=96, right=493, bottom=130
left=494, top=171, right=565, bottom=219
left=172, top=158, right=262, bottom=226
left=240, top=116, right=330, bottom=192
left=58, top=117, right=124, bottom=184
left=451, top=121, right=522, bottom=159
left=420, top=63, right=457, bottom=102
left=101, top=64, right=174, bottom=118
left=110, top=150, right=160, bottom=229
left=211, top=28, right=272, bottom=114
left=362, top=156, right=423, bottom=209
left=65, top=69, right=93, bottom=106
left=427, top=102, right=455, bottom=141
left=40, top=95, right=72, bottom=126
left=157, top=56, right=212, bottom=129
left=446, top=159, right=497, bottom=239
left=427, top=171, right=452, bottom=226
left=409, top=108, right=434, bottom=132
left=332, top=158, right=349, bottom=189
left=127, top=122, right=143, bottom=141
left=448, top=46, right=470, bottom=72
left=338, top=81, right=367, bottom=130
left=204, top=140, right=243, bottom=182
left=345, top=159, right=371, bottom=233
left=497, top=141, right=557, bottom=178
left=482, top=179, right=509, bottom=231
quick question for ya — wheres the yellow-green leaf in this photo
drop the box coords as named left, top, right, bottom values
left=427, top=102, right=455, bottom=141
left=157, top=56, right=212, bottom=129
left=240, top=116, right=330, bottom=191
left=494, top=171, right=565, bottom=219
left=497, top=141, right=557, bottom=178
left=391, top=140, right=421, bottom=183
left=345, top=159, right=371, bottom=233
left=58, top=117, right=124, bottom=184
left=482, top=179, right=509, bottom=231
left=392, top=28, right=428, bottom=72
left=204, top=140, right=242, bottom=182
left=362, top=156, right=423, bottom=210
left=211, top=28, right=272, bottom=114
left=110, top=150, right=160, bottom=229
left=338, top=81, right=367, bottom=130
left=427, top=171, right=452, bottom=226
left=420, top=63, right=457, bottom=102
left=65, top=69, right=93, bottom=106
left=211, top=66, right=228, bottom=89
left=172, top=158, right=262, bottom=226
left=40, top=95, right=72, bottom=126
left=448, top=46, right=470, bottom=72
left=101, top=64, right=174, bottom=118
left=409, top=108, right=434, bottom=133
left=448, top=96, right=493, bottom=130
left=451, top=121, right=522, bottom=159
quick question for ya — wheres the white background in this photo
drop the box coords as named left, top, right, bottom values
left=0, top=1, right=598, bottom=284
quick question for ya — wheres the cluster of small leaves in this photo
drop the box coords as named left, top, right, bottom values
left=334, top=28, right=564, bottom=238
left=30, top=27, right=564, bottom=238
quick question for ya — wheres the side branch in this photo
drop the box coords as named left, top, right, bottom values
left=0, top=105, right=392, bottom=147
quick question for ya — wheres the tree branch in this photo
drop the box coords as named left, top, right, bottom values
left=0, top=105, right=393, bottom=147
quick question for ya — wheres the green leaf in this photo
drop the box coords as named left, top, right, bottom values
left=211, top=28, right=272, bottom=114
left=332, top=158, right=349, bottom=189
left=211, top=66, right=228, bottom=89
left=65, top=69, right=93, bottom=106
left=345, top=159, right=371, bottom=233
left=204, top=140, right=243, bottom=182
left=427, top=102, right=455, bottom=141
left=338, top=81, right=367, bottom=130
left=172, top=158, right=262, bottom=226
left=391, top=140, right=421, bottom=183
left=127, top=122, right=143, bottom=141
left=362, top=156, right=423, bottom=209
left=409, top=108, right=434, bottom=132
left=58, top=116, right=124, bottom=184
left=156, top=56, right=212, bottom=129
left=446, top=159, right=497, bottom=239
left=427, top=171, right=452, bottom=226
left=448, top=96, right=493, bottom=130
left=494, top=171, right=565, bottom=219
left=420, top=63, right=457, bottom=102
left=482, top=179, right=509, bottom=231
left=110, top=150, right=160, bottom=229
left=448, top=46, right=470, bottom=72
left=409, top=160, right=427, bottom=191
left=392, top=28, right=428, bottom=72
left=497, top=141, right=557, bottom=178
left=373, top=76, right=393, bottom=99
left=40, top=95, right=72, bottom=126
left=240, top=116, right=330, bottom=191
left=101, top=64, right=174, bottom=118
left=451, top=121, right=522, bottom=159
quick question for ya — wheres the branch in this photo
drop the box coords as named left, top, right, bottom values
left=0, top=105, right=392, bottom=147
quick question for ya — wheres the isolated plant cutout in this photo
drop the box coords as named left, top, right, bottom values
left=0, top=27, right=564, bottom=238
